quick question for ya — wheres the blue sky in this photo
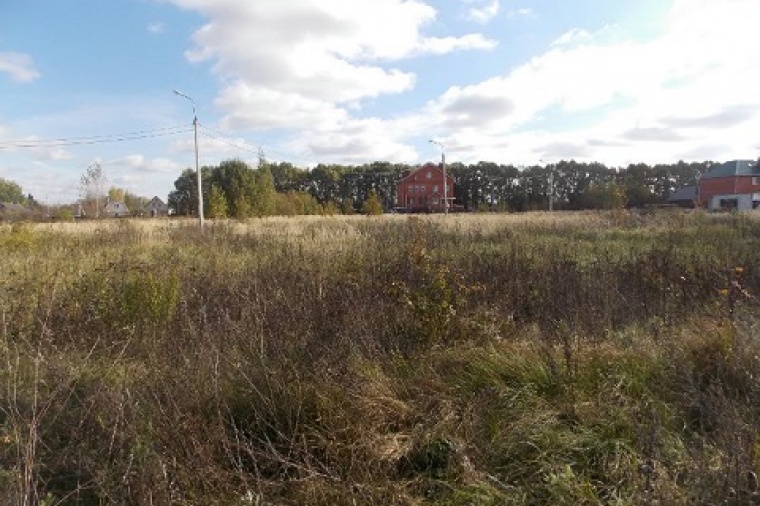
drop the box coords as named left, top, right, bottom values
left=1, top=0, right=759, bottom=203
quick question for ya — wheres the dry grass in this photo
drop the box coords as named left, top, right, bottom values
left=1, top=210, right=760, bottom=505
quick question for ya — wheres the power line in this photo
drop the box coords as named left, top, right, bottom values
left=197, top=125, right=261, bottom=156
left=198, top=123, right=314, bottom=165
left=0, top=125, right=191, bottom=150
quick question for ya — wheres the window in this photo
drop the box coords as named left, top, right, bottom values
left=433, top=185, right=439, bottom=193
left=420, top=185, right=426, bottom=192
left=753, top=176, right=760, bottom=186
left=427, top=171, right=432, bottom=179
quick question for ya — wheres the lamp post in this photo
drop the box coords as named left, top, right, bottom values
left=429, top=139, right=448, bottom=215
left=173, top=89, right=204, bottom=228
left=541, top=159, right=554, bottom=212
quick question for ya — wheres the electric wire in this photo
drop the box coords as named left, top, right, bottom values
left=0, top=125, right=192, bottom=150
left=198, top=123, right=309, bottom=164
left=197, top=125, right=261, bottom=156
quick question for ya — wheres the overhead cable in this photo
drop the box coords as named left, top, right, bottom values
left=0, top=125, right=191, bottom=150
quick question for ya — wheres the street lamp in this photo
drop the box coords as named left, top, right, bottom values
left=173, top=89, right=204, bottom=228
left=429, top=139, right=448, bottom=215
left=541, top=159, right=553, bottom=212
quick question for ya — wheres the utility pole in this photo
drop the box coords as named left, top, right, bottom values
left=548, top=165, right=554, bottom=212
left=173, top=90, right=204, bottom=228
left=541, top=159, right=553, bottom=212
left=429, top=139, right=448, bottom=215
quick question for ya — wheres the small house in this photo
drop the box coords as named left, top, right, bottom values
left=396, top=162, right=455, bottom=213
left=104, top=201, right=130, bottom=218
left=145, top=196, right=169, bottom=217
left=0, top=202, right=29, bottom=220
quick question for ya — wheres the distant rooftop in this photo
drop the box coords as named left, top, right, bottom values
left=668, top=185, right=697, bottom=202
left=701, top=160, right=760, bottom=179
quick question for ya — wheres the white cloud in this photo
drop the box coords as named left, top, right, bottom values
left=464, top=0, right=500, bottom=24
left=111, top=155, right=183, bottom=173
left=157, top=0, right=760, bottom=169
left=168, top=0, right=495, bottom=131
left=550, top=28, right=593, bottom=48
left=418, top=0, right=760, bottom=165
left=0, top=52, right=40, bottom=83
left=506, top=8, right=534, bottom=19
left=417, top=34, right=497, bottom=55
left=0, top=134, right=75, bottom=161
left=298, top=116, right=419, bottom=164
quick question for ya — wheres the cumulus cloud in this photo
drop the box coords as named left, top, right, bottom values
left=421, top=0, right=760, bottom=165
left=159, top=0, right=760, bottom=168
left=0, top=52, right=40, bottom=83
left=167, top=0, right=495, bottom=131
left=300, top=116, right=418, bottom=163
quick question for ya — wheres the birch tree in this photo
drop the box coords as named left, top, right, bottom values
left=79, top=162, right=107, bottom=218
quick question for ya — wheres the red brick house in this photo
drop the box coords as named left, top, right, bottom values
left=396, top=162, right=454, bottom=213
left=698, top=159, right=760, bottom=211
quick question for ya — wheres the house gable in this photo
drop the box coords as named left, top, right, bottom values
left=104, top=201, right=130, bottom=217
left=395, top=162, right=455, bottom=212
left=145, top=196, right=169, bottom=216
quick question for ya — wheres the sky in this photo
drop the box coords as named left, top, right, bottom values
left=1, top=0, right=759, bottom=204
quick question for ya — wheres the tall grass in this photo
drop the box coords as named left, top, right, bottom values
left=1, top=211, right=759, bottom=504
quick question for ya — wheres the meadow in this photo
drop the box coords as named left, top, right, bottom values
left=1, top=211, right=759, bottom=505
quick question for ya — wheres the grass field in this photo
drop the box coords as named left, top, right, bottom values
left=1, top=211, right=760, bottom=505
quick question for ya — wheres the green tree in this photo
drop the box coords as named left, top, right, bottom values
left=108, top=186, right=125, bottom=203
left=269, top=162, right=307, bottom=192
left=362, top=190, right=384, bottom=215
left=0, top=177, right=25, bottom=204
left=213, top=159, right=256, bottom=219
left=124, top=192, right=147, bottom=216
left=168, top=167, right=212, bottom=216
left=252, top=165, right=276, bottom=217
left=275, top=191, right=321, bottom=216
left=208, top=183, right=228, bottom=219
left=340, top=198, right=356, bottom=215
left=582, top=182, right=626, bottom=210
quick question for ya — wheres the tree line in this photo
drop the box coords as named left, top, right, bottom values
left=168, top=158, right=717, bottom=217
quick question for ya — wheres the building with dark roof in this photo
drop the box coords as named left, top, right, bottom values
left=667, top=185, right=697, bottom=208
left=698, top=159, right=760, bottom=211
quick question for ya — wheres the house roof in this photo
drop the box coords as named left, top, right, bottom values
left=146, top=196, right=168, bottom=208
left=105, top=201, right=130, bottom=212
left=701, top=160, right=760, bottom=179
left=667, top=185, right=697, bottom=202
left=397, top=162, right=452, bottom=184
left=0, top=202, right=27, bottom=212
